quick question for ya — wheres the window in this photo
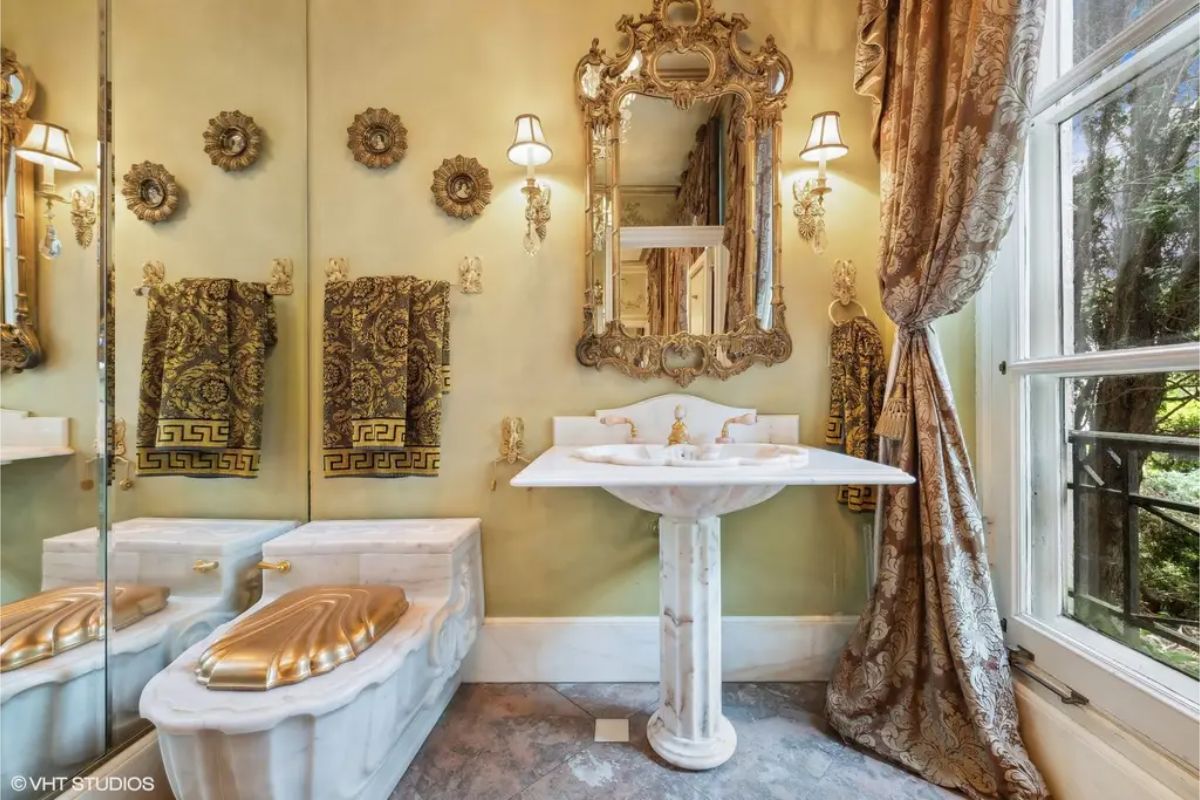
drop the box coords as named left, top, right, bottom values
left=978, top=0, right=1199, bottom=767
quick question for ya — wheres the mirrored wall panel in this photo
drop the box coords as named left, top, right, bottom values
left=106, top=0, right=309, bottom=753
left=1, top=1, right=105, bottom=796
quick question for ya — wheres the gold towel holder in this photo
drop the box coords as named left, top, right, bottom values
left=256, top=560, right=291, bottom=574
left=133, top=259, right=295, bottom=296
left=326, top=257, right=349, bottom=283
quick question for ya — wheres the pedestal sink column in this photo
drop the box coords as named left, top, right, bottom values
left=648, top=515, right=736, bottom=770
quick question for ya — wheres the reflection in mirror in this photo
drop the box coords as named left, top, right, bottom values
left=1, top=1, right=104, bottom=794
left=106, top=0, right=310, bottom=761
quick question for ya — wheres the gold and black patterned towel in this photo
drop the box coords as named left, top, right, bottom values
left=323, top=276, right=450, bottom=478
left=137, top=278, right=277, bottom=478
left=824, top=315, right=886, bottom=512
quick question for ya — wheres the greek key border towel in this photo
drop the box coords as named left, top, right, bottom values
left=350, top=276, right=413, bottom=450
left=137, top=279, right=276, bottom=478
left=824, top=316, right=886, bottom=512
left=323, top=276, right=450, bottom=478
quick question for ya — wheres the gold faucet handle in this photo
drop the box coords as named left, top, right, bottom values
left=717, top=413, right=758, bottom=443
left=193, top=559, right=220, bottom=574
left=600, top=415, right=638, bottom=441
left=256, top=560, right=291, bottom=574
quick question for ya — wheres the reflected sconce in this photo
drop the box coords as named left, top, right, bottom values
left=507, top=113, right=553, bottom=255
left=793, top=111, right=849, bottom=254
left=15, top=121, right=90, bottom=258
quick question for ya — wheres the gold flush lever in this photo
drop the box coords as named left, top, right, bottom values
left=193, top=559, right=219, bottom=574
left=256, top=560, right=291, bottom=574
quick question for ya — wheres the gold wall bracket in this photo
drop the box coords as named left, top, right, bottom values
left=326, top=256, right=349, bottom=284
left=491, top=416, right=530, bottom=491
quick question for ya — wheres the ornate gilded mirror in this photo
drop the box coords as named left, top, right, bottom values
left=1, top=48, right=40, bottom=371
left=575, top=0, right=792, bottom=385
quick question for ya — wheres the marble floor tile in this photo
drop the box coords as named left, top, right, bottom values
left=389, top=684, right=593, bottom=800
left=552, top=682, right=660, bottom=718
left=391, top=683, right=963, bottom=800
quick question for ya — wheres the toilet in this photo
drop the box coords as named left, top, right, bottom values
left=140, top=518, right=484, bottom=800
left=1, top=517, right=297, bottom=800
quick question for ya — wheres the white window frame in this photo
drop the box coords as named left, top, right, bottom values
left=977, top=0, right=1200, bottom=768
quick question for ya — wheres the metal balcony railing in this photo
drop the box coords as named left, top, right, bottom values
left=1067, top=430, right=1199, bottom=653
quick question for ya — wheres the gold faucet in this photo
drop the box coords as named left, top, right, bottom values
left=667, top=405, right=690, bottom=446
left=256, top=560, right=291, bottom=574
left=716, top=413, right=758, bottom=444
left=600, top=415, right=639, bottom=441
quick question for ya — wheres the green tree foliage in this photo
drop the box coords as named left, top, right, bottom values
left=1065, top=2, right=1199, bottom=673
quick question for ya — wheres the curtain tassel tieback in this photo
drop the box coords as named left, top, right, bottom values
left=874, top=378, right=908, bottom=440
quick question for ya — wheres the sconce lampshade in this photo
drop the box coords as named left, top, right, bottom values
left=507, top=114, right=552, bottom=168
left=16, top=122, right=83, bottom=172
left=799, top=111, right=848, bottom=163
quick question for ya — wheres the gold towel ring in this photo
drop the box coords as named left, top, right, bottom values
left=828, top=299, right=867, bottom=324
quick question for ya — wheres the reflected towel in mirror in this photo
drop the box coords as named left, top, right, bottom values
left=136, top=279, right=277, bottom=477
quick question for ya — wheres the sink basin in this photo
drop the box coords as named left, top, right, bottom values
left=574, top=443, right=809, bottom=468
left=511, top=394, right=914, bottom=772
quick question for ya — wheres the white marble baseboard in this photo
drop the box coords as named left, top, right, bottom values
left=461, top=615, right=857, bottom=683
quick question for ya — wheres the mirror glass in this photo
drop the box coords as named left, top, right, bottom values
left=106, top=0, right=310, bottom=755
left=593, top=92, right=777, bottom=337
left=1, top=0, right=105, bottom=792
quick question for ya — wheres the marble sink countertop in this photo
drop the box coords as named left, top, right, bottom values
left=511, top=445, right=914, bottom=489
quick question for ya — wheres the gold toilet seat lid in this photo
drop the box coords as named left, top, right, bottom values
left=0, top=583, right=170, bottom=672
left=195, top=585, right=409, bottom=691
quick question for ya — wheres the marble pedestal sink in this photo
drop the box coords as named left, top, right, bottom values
left=511, top=395, right=914, bottom=771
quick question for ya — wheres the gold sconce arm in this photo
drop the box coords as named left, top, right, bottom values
left=193, top=559, right=219, bottom=574
left=256, top=560, right=291, bottom=574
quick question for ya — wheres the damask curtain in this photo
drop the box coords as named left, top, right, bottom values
left=825, top=2, right=1049, bottom=799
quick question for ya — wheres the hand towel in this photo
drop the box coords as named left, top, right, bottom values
left=137, top=278, right=276, bottom=478
left=824, top=315, right=886, bottom=512
left=323, top=276, right=450, bottom=478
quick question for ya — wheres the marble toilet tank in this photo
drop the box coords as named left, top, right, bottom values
left=140, top=518, right=484, bottom=800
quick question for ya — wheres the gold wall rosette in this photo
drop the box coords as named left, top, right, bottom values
left=203, top=110, right=263, bottom=171
left=347, top=107, right=407, bottom=169
left=122, top=161, right=180, bottom=223
left=431, top=155, right=491, bottom=219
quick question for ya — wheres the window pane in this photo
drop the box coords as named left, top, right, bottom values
left=1070, top=0, right=1169, bottom=64
left=1061, top=44, right=1199, bottom=353
left=1065, top=371, right=1199, bottom=678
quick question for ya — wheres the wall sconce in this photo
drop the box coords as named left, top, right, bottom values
left=793, top=111, right=848, bottom=254
left=507, top=113, right=552, bottom=255
left=15, top=121, right=85, bottom=259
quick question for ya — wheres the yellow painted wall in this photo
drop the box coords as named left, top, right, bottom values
left=0, top=0, right=99, bottom=603
left=305, top=0, right=978, bottom=617
left=1, top=0, right=978, bottom=617
left=109, top=0, right=310, bottom=523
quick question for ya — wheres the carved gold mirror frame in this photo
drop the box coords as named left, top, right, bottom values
left=575, top=0, right=793, bottom=386
left=1, top=48, right=41, bottom=372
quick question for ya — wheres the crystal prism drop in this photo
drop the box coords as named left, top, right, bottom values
left=523, top=229, right=540, bottom=256
left=812, top=219, right=828, bottom=255
left=40, top=222, right=62, bottom=259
